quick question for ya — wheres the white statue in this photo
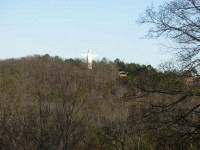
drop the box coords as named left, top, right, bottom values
left=81, top=49, right=98, bottom=69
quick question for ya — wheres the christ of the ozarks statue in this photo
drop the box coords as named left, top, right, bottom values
left=81, top=49, right=98, bottom=69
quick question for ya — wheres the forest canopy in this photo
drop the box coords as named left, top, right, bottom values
left=0, top=54, right=199, bottom=149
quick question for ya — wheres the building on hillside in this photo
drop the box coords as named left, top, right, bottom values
left=118, top=71, right=128, bottom=78
left=185, top=75, right=200, bottom=86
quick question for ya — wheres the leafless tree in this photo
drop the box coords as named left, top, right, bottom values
left=139, top=0, right=200, bottom=70
left=138, top=0, right=200, bottom=146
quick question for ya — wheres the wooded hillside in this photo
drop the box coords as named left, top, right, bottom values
left=0, top=55, right=199, bottom=149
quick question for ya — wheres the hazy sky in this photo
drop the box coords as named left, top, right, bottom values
left=0, top=0, right=172, bottom=67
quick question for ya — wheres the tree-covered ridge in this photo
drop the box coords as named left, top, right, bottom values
left=115, top=58, right=200, bottom=149
left=0, top=55, right=199, bottom=149
left=0, top=55, right=136, bottom=149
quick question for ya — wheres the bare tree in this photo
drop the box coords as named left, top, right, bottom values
left=138, top=0, right=200, bottom=145
left=139, top=0, right=200, bottom=70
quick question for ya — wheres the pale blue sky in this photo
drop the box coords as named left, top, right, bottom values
left=0, top=0, right=171, bottom=67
